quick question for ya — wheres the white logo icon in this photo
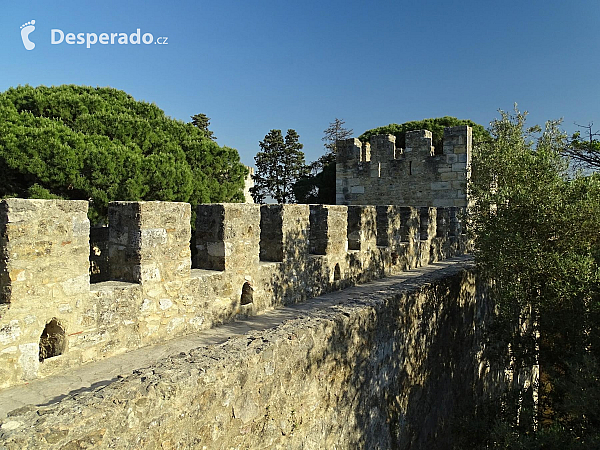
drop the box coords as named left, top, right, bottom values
left=20, top=20, right=36, bottom=50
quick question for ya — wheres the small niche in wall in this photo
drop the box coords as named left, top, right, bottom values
left=240, top=281, right=254, bottom=305
left=333, top=263, right=341, bottom=281
left=39, top=318, right=66, bottom=362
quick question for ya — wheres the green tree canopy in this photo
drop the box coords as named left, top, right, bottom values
left=0, top=85, right=246, bottom=223
left=190, top=113, right=216, bottom=141
left=293, top=162, right=336, bottom=205
left=294, top=118, right=352, bottom=205
left=566, top=123, right=600, bottom=171
left=312, top=118, right=353, bottom=172
left=250, top=129, right=307, bottom=204
left=463, top=107, right=600, bottom=448
left=359, top=116, right=489, bottom=153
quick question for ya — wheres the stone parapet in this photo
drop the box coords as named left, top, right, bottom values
left=109, top=201, right=191, bottom=283
left=0, top=198, right=467, bottom=389
left=259, top=204, right=310, bottom=263
left=347, top=205, right=377, bottom=251
left=308, top=205, right=348, bottom=256
left=195, top=203, right=260, bottom=272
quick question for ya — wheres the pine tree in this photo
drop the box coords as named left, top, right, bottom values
left=190, top=113, right=216, bottom=140
left=251, top=129, right=307, bottom=203
left=293, top=118, right=352, bottom=204
left=314, top=118, right=353, bottom=172
left=0, top=85, right=246, bottom=224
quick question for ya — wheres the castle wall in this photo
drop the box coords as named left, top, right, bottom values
left=0, top=261, right=509, bottom=449
left=336, top=126, right=472, bottom=207
left=0, top=198, right=466, bottom=389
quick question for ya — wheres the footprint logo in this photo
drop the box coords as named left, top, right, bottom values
left=20, top=20, right=36, bottom=50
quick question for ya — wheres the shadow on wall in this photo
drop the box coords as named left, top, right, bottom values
left=0, top=265, right=517, bottom=449
left=284, top=270, right=508, bottom=449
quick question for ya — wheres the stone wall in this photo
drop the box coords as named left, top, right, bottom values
left=336, top=126, right=472, bottom=207
left=0, top=198, right=466, bottom=390
left=0, top=261, right=509, bottom=449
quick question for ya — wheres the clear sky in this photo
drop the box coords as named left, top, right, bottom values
left=2, top=0, right=599, bottom=167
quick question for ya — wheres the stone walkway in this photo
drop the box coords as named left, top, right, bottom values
left=0, top=256, right=473, bottom=419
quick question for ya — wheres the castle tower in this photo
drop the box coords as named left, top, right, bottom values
left=336, top=126, right=472, bottom=207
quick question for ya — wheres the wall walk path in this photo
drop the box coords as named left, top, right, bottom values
left=0, top=256, right=473, bottom=421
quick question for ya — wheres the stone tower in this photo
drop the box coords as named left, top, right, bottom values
left=336, top=126, right=471, bottom=207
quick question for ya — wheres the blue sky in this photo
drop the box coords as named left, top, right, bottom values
left=2, top=0, right=599, bottom=167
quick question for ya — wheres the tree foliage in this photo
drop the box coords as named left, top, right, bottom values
left=312, top=118, right=353, bottom=172
left=250, top=129, right=307, bottom=204
left=359, top=116, right=489, bottom=153
left=566, top=122, right=600, bottom=171
left=292, top=162, right=336, bottom=204
left=190, top=113, right=216, bottom=141
left=465, top=107, right=600, bottom=448
left=0, top=85, right=246, bottom=223
left=294, top=118, right=352, bottom=205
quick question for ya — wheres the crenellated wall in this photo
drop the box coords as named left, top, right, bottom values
left=336, top=126, right=472, bottom=207
left=0, top=198, right=466, bottom=389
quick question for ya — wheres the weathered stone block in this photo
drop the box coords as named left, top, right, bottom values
left=259, top=204, right=309, bottom=263
left=347, top=206, right=377, bottom=251
left=405, top=130, right=434, bottom=157
left=195, top=203, right=259, bottom=272
left=0, top=199, right=90, bottom=305
left=370, top=163, right=381, bottom=178
left=436, top=207, right=450, bottom=238
left=440, top=171, right=459, bottom=181
left=451, top=180, right=465, bottom=190
left=431, top=181, right=451, bottom=190
left=420, top=207, right=437, bottom=241
left=309, top=205, right=348, bottom=256
left=449, top=207, right=464, bottom=237
left=370, top=134, right=396, bottom=162
left=109, top=202, right=191, bottom=283
left=433, top=199, right=456, bottom=207
left=336, top=138, right=363, bottom=163
left=399, top=207, right=419, bottom=244
left=375, top=205, right=401, bottom=247
left=445, top=154, right=458, bottom=164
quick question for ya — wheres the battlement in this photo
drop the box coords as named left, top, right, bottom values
left=336, top=126, right=472, bottom=207
left=0, top=198, right=466, bottom=389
